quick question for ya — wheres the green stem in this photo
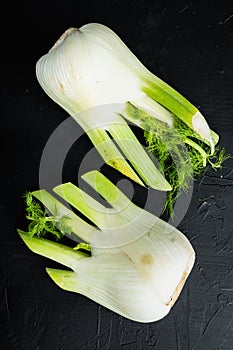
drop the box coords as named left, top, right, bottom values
left=53, top=182, right=107, bottom=228
left=86, top=127, right=144, bottom=186
left=80, top=110, right=171, bottom=190
left=32, top=189, right=97, bottom=243
left=184, top=138, right=207, bottom=167
left=142, top=77, right=197, bottom=128
left=82, top=170, right=132, bottom=211
left=46, top=268, right=80, bottom=291
left=108, top=122, right=172, bottom=191
left=18, top=230, right=88, bottom=270
left=142, top=75, right=214, bottom=152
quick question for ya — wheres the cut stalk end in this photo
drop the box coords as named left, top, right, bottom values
left=18, top=229, right=88, bottom=269
left=192, top=111, right=215, bottom=155
left=46, top=268, right=80, bottom=292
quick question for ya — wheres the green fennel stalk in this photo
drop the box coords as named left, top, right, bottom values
left=123, top=102, right=230, bottom=215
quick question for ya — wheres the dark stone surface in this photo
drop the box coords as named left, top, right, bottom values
left=1, top=0, right=233, bottom=349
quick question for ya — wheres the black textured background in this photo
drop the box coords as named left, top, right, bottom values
left=1, top=0, right=233, bottom=349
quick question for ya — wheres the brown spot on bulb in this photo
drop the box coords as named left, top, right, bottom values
left=59, top=81, right=64, bottom=93
left=141, top=254, right=153, bottom=265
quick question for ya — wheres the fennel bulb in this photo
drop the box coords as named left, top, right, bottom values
left=36, top=23, right=213, bottom=146
left=18, top=170, right=195, bottom=323
left=36, top=23, right=227, bottom=214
